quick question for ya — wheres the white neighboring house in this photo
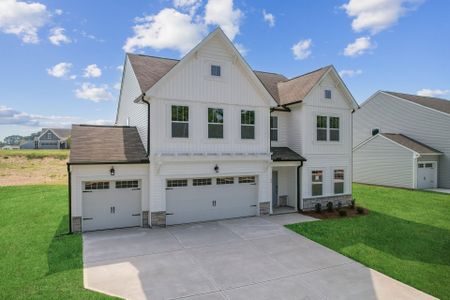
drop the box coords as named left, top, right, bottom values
left=353, top=91, right=450, bottom=189
left=68, top=28, right=358, bottom=232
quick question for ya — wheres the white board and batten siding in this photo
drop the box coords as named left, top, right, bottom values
left=116, top=56, right=149, bottom=151
left=270, top=111, right=289, bottom=147
left=354, top=92, right=450, bottom=188
left=353, top=135, right=414, bottom=188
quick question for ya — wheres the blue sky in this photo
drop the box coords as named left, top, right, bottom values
left=1, top=0, right=449, bottom=140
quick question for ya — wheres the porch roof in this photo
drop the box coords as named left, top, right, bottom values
left=271, top=147, right=306, bottom=162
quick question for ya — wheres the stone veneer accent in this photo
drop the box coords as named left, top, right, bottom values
left=142, top=211, right=149, bottom=227
left=151, top=211, right=166, bottom=227
left=303, top=194, right=353, bottom=211
left=72, top=216, right=82, bottom=233
left=259, top=202, right=270, bottom=215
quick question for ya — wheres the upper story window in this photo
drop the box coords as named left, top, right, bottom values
left=316, top=116, right=340, bottom=142
left=46, top=132, right=52, bottom=139
left=211, top=65, right=221, bottom=77
left=171, top=105, right=189, bottom=138
left=311, top=170, right=323, bottom=196
left=316, top=116, right=327, bottom=141
left=270, top=116, right=278, bottom=141
left=334, top=169, right=344, bottom=194
left=325, top=89, right=332, bottom=99
left=208, top=108, right=224, bottom=139
left=241, top=110, right=255, bottom=139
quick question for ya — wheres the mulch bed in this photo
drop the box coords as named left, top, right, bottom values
left=303, top=207, right=369, bottom=219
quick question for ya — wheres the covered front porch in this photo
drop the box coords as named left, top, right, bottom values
left=271, top=147, right=306, bottom=215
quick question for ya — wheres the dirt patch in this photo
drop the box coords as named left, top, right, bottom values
left=0, top=156, right=67, bottom=186
left=303, top=207, right=369, bottom=219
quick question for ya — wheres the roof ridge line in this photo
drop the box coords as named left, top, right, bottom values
left=284, top=65, right=333, bottom=82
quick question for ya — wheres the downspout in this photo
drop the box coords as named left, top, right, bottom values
left=297, top=161, right=304, bottom=212
left=141, top=93, right=150, bottom=156
left=67, top=163, right=72, bottom=234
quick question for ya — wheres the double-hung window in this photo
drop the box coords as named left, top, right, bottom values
left=334, top=169, right=344, bottom=194
left=208, top=108, right=224, bottom=139
left=270, top=116, right=278, bottom=141
left=311, top=170, right=323, bottom=196
left=241, top=110, right=255, bottom=139
left=171, top=105, right=189, bottom=138
left=316, top=116, right=327, bottom=141
left=329, top=117, right=340, bottom=141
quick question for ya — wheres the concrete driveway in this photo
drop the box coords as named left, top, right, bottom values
left=83, top=214, right=434, bottom=300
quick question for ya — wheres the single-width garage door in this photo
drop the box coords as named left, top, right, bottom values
left=82, top=180, right=141, bottom=231
left=166, top=176, right=258, bottom=225
left=417, top=162, right=437, bottom=189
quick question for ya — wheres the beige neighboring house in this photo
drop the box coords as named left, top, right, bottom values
left=353, top=91, right=450, bottom=189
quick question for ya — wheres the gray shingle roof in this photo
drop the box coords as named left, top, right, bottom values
left=69, top=125, right=149, bottom=164
left=271, top=147, right=306, bottom=161
left=381, top=133, right=442, bottom=155
left=384, top=91, right=450, bottom=115
left=127, top=53, right=332, bottom=106
left=43, top=128, right=71, bottom=139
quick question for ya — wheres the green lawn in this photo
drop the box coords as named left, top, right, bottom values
left=0, top=149, right=69, bottom=160
left=0, top=185, right=113, bottom=299
left=287, top=184, right=450, bottom=300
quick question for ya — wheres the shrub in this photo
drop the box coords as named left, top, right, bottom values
left=314, top=203, right=322, bottom=213
left=326, top=201, right=333, bottom=212
left=351, top=199, right=356, bottom=209
left=356, top=206, right=364, bottom=214
left=338, top=209, right=347, bottom=217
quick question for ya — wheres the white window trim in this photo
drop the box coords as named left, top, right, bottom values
left=333, top=168, right=345, bottom=194
left=310, top=169, right=324, bottom=197
left=167, top=103, right=192, bottom=140
left=240, top=109, right=256, bottom=140
left=207, top=107, right=224, bottom=139
left=313, top=113, right=343, bottom=144
left=270, top=116, right=278, bottom=141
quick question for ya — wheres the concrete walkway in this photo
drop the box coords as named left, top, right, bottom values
left=425, top=188, right=450, bottom=194
left=83, top=214, right=435, bottom=300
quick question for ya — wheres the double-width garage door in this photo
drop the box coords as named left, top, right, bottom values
left=166, top=176, right=258, bottom=225
left=82, top=180, right=141, bottom=231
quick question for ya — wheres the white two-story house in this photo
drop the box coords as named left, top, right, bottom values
left=67, top=28, right=358, bottom=232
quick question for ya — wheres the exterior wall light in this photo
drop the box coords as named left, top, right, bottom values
left=110, top=166, right=115, bottom=176
left=214, top=164, right=219, bottom=173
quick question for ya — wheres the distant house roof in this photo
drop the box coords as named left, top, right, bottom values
left=384, top=91, right=450, bottom=115
left=271, top=147, right=306, bottom=161
left=127, top=53, right=335, bottom=106
left=380, top=133, right=442, bottom=155
left=41, top=128, right=71, bottom=140
left=69, top=125, right=149, bottom=164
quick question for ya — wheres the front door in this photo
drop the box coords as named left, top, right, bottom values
left=272, top=171, right=278, bottom=207
left=417, top=162, right=436, bottom=189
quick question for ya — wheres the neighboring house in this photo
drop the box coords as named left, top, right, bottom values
left=353, top=91, right=450, bottom=189
left=68, top=28, right=358, bottom=232
left=1, top=145, right=20, bottom=150
left=35, top=128, right=71, bottom=149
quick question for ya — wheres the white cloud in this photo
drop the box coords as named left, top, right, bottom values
left=342, top=0, right=423, bottom=34
left=83, top=64, right=102, bottom=78
left=0, top=105, right=77, bottom=127
left=234, top=42, right=248, bottom=56
left=123, top=8, right=205, bottom=54
left=75, top=83, right=113, bottom=102
left=343, top=36, right=375, bottom=56
left=48, top=27, right=71, bottom=45
left=54, top=9, right=63, bottom=16
left=205, top=0, right=242, bottom=41
left=46, top=62, right=73, bottom=78
left=173, top=0, right=201, bottom=14
left=262, top=10, right=275, bottom=27
left=117, top=65, right=124, bottom=72
left=0, top=0, right=50, bottom=43
left=339, top=69, right=363, bottom=78
left=291, top=39, right=312, bottom=60
left=416, top=89, right=449, bottom=98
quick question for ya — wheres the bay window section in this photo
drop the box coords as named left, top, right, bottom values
left=208, top=108, right=224, bottom=139
left=241, top=110, right=255, bottom=139
left=171, top=105, right=189, bottom=138
left=311, top=170, right=323, bottom=196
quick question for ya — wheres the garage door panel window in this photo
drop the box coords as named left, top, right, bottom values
left=171, top=105, right=189, bottom=138
left=311, top=170, right=323, bottom=196
left=217, top=177, right=234, bottom=184
left=193, top=178, right=212, bottom=186
left=84, top=181, right=110, bottom=190
left=334, top=169, right=344, bottom=194
left=167, top=179, right=188, bottom=187
left=425, top=163, right=433, bottom=168
left=208, top=108, right=224, bottom=139
left=238, top=176, right=256, bottom=184
left=115, top=180, right=139, bottom=189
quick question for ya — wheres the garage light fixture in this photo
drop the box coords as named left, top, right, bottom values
left=110, top=166, right=115, bottom=176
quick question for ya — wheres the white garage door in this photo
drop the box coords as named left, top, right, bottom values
left=417, top=162, right=437, bottom=189
left=166, top=176, right=258, bottom=225
left=82, top=180, right=141, bottom=231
